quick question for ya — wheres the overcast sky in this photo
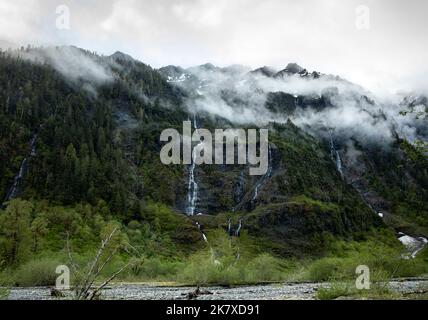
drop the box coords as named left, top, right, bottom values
left=0, top=0, right=427, bottom=96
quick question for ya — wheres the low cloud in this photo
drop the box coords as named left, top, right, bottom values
left=12, top=46, right=114, bottom=84
left=171, top=64, right=426, bottom=148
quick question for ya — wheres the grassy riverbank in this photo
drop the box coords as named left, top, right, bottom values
left=1, top=226, right=427, bottom=290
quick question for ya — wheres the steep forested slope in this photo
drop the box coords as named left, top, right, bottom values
left=0, top=47, right=426, bottom=276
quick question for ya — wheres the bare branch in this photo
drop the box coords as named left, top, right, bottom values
left=76, top=227, right=118, bottom=299
left=66, top=232, right=80, bottom=274
left=84, top=247, right=118, bottom=294
left=88, top=263, right=130, bottom=300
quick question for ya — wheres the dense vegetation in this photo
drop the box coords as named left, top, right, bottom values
left=1, top=199, right=426, bottom=293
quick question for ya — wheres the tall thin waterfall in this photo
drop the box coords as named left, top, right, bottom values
left=235, top=219, right=243, bottom=237
left=5, top=133, right=38, bottom=202
left=252, top=144, right=273, bottom=201
left=228, top=218, right=232, bottom=237
left=195, top=222, right=217, bottom=263
left=195, top=222, right=208, bottom=243
left=329, top=133, right=343, bottom=177
left=186, top=116, right=201, bottom=216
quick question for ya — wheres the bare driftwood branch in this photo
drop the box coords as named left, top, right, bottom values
left=66, top=232, right=80, bottom=274
left=84, top=247, right=118, bottom=296
left=76, top=227, right=119, bottom=299
left=66, top=225, right=132, bottom=300
left=88, top=263, right=131, bottom=300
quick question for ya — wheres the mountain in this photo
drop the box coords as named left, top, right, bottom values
left=109, top=51, right=135, bottom=63
left=275, top=62, right=305, bottom=76
left=0, top=46, right=427, bottom=267
left=251, top=66, right=278, bottom=77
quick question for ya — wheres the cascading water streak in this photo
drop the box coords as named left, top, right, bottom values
left=195, top=222, right=216, bottom=263
left=195, top=222, right=208, bottom=243
left=187, top=147, right=198, bottom=215
left=335, top=149, right=343, bottom=176
left=228, top=218, right=232, bottom=237
left=5, top=159, right=28, bottom=201
left=252, top=144, right=272, bottom=201
left=329, top=133, right=343, bottom=177
left=235, top=219, right=243, bottom=237
left=186, top=116, right=201, bottom=216
left=5, top=133, right=38, bottom=202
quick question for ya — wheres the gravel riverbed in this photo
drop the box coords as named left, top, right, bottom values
left=6, top=279, right=428, bottom=300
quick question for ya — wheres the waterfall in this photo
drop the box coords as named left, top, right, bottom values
left=252, top=183, right=259, bottom=201
left=227, top=218, right=243, bottom=238
left=329, top=133, right=343, bottom=177
left=186, top=116, right=201, bottom=216
left=30, top=134, right=38, bottom=156
left=232, top=171, right=245, bottom=213
left=5, top=133, right=38, bottom=202
left=195, top=223, right=219, bottom=264
left=5, top=159, right=29, bottom=201
left=187, top=147, right=198, bottom=216
left=252, top=144, right=272, bottom=201
left=227, top=219, right=243, bottom=260
left=232, top=144, right=273, bottom=211
left=228, top=218, right=232, bottom=237
left=195, top=222, right=208, bottom=243
left=335, top=150, right=343, bottom=176
left=235, top=219, right=243, bottom=237
left=195, top=222, right=217, bottom=264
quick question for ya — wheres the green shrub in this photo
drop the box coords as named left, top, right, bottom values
left=317, top=282, right=355, bottom=300
left=307, top=257, right=346, bottom=281
left=177, top=250, right=289, bottom=286
left=14, top=257, right=63, bottom=287
left=176, top=248, right=246, bottom=286
left=0, top=288, right=9, bottom=299
left=245, top=254, right=283, bottom=283
left=135, top=258, right=182, bottom=280
left=306, top=238, right=428, bottom=283
left=316, top=278, right=395, bottom=300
